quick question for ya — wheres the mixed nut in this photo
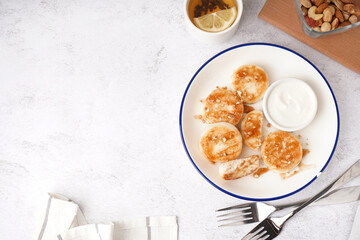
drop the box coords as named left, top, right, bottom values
left=299, top=0, right=360, bottom=32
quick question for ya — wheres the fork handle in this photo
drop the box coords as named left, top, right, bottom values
left=288, top=159, right=360, bottom=220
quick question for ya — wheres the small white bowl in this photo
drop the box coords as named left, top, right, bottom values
left=263, top=78, right=318, bottom=132
left=183, top=0, right=243, bottom=44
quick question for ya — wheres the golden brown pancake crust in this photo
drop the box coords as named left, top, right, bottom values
left=241, top=110, right=262, bottom=150
left=200, top=123, right=242, bottom=164
left=231, top=65, right=269, bottom=104
left=204, top=87, right=244, bottom=125
left=261, top=131, right=302, bottom=173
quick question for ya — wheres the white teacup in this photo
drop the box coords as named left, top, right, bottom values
left=183, top=0, right=243, bottom=44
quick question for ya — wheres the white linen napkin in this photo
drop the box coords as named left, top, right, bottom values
left=37, top=193, right=178, bottom=240
left=58, top=224, right=114, bottom=240
left=349, top=202, right=360, bottom=240
left=37, top=193, right=87, bottom=240
left=113, top=216, right=178, bottom=240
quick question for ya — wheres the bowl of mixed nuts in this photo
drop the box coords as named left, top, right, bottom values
left=296, top=0, right=360, bottom=37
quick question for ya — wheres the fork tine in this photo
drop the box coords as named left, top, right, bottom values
left=258, top=235, right=270, bottom=240
left=243, top=219, right=280, bottom=240
left=216, top=203, right=253, bottom=212
left=216, top=208, right=252, bottom=218
left=252, top=230, right=268, bottom=240
left=218, top=218, right=255, bottom=227
left=217, top=213, right=253, bottom=222
left=242, top=224, right=265, bottom=240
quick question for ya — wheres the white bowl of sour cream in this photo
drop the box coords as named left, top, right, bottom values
left=263, top=78, right=318, bottom=132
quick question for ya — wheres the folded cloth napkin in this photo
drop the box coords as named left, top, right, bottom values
left=37, top=193, right=88, bottom=240
left=37, top=193, right=178, bottom=240
left=349, top=201, right=360, bottom=240
left=58, top=224, right=114, bottom=240
left=113, top=216, right=178, bottom=240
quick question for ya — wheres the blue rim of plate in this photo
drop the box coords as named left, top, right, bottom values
left=179, top=42, right=340, bottom=201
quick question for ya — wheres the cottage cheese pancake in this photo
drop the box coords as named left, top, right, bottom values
left=200, top=122, right=242, bottom=163
left=219, top=155, right=260, bottom=180
left=241, top=110, right=263, bottom=150
left=261, top=131, right=302, bottom=173
left=203, top=87, right=244, bottom=125
left=231, top=65, right=269, bottom=103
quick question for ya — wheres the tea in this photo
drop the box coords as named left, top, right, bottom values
left=188, top=0, right=238, bottom=32
left=188, top=0, right=237, bottom=19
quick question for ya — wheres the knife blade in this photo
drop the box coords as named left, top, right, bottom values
left=274, top=186, right=360, bottom=211
left=312, top=185, right=360, bottom=206
left=277, top=186, right=360, bottom=210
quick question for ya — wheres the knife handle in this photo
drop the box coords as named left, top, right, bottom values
left=291, top=159, right=360, bottom=215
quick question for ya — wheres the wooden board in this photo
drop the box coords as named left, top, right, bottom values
left=258, top=0, right=360, bottom=74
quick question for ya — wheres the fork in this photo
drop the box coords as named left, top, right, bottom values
left=217, top=201, right=298, bottom=227
left=242, top=159, right=360, bottom=240
left=216, top=185, right=360, bottom=227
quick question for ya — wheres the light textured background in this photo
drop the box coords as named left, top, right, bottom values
left=0, top=0, right=360, bottom=239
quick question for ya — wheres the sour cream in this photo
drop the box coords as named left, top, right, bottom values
left=263, top=78, right=317, bottom=131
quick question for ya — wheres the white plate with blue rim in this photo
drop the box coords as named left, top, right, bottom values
left=179, top=43, right=339, bottom=201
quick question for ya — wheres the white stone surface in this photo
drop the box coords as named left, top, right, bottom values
left=0, top=0, right=359, bottom=239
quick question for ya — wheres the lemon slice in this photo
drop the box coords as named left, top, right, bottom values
left=193, top=7, right=237, bottom=33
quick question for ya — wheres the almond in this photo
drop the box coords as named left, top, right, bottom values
left=315, top=0, right=324, bottom=6
left=316, top=2, right=329, bottom=13
left=336, top=8, right=345, bottom=22
left=339, top=20, right=351, bottom=27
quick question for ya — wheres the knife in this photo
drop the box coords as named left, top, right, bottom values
left=312, top=185, right=360, bottom=206
left=275, top=186, right=360, bottom=211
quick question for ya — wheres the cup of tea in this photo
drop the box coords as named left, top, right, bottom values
left=184, top=0, right=243, bottom=44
